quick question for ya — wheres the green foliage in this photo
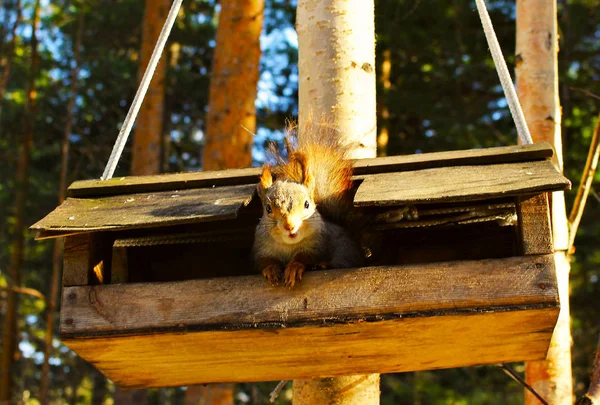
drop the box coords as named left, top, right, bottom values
left=0, top=0, right=598, bottom=403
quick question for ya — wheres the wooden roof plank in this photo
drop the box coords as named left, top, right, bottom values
left=354, top=160, right=570, bottom=206
left=67, top=143, right=554, bottom=198
left=30, top=184, right=256, bottom=233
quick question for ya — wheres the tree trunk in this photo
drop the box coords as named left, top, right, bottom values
left=202, top=0, right=264, bottom=171
left=0, top=0, right=22, bottom=132
left=131, top=0, right=170, bottom=176
left=114, top=387, right=148, bottom=405
left=0, top=0, right=40, bottom=401
left=39, top=9, right=84, bottom=404
left=377, top=49, right=391, bottom=157
left=92, top=369, right=107, bottom=405
left=295, top=1, right=378, bottom=404
left=114, top=0, right=170, bottom=402
left=294, top=376, right=380, bottom=405
left=184, top=385, right=234, bottom=405
left=186, top=1, right=263, bottom=402
left=516, top=1, right=573, bottom=404
left=297, top=0, right=376, bottom=160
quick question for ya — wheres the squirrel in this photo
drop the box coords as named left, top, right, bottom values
left=252, top=123, right=364, bottom=287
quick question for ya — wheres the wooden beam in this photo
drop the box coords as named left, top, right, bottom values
left=517, top=193, right=553, bottom=255
left=354, top=160, right=570, bottom=207
left=63, top=307, right=558, bottom=388
left=59, top=255, right=557, bottom=336
left=66, top=143, right=554, bottom=198
left=63, top=235, right=91, bottom=286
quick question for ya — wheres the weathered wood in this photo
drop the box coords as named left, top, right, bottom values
left=63, top=307, right=558, bottom=388
left=517, top=193, right=553, bottom=255
left=354, top=160, right=570, bottom=207
left=60, top=255, right=557, bottom=336
left=63, top=235, right=91, bottom=286
left=67, top=143, right=554, bottom=198
left=31, top=184, right=255, bottom=235
left=111, top=247, right=128, bottom=284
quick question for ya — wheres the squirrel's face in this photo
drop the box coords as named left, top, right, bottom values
left=259, top=181, right=318, bottom=245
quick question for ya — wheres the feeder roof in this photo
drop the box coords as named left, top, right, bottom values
left=31, top=143, right=570, bottom=239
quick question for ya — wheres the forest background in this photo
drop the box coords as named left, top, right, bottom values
left=0, top=0, right=599, bottom=404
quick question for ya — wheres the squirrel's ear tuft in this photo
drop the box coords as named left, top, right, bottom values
left=257, top=166, right=273, bottom=201
left=292, top=153, right=315, bottom=197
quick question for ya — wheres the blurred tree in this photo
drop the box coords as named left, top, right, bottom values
left=39, top=6, right=84, bottom=404
left=0, top=0, right=40, bottom=401
left=187, top=0, right=263, bottom=402
left=131, top=0, right=172, bottom=175
left=201, top=0, right=264, bottom=170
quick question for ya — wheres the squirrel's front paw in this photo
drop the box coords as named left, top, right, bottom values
left=284, top=261, right=305, bottom=288
left=262, top=264, right=282, bottom=286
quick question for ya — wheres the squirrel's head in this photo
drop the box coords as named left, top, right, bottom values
left=257, top=158, right=318, bottom=245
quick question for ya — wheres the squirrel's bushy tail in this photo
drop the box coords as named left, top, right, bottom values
left=273, top=119, right=355, bottom=224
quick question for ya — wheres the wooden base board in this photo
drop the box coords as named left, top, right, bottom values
left=64, top=308, right=557, bottom=388
left=59, top=255, right=559, bottom=388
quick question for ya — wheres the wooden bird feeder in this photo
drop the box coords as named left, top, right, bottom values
left=32, top=143, right=570, bottom=389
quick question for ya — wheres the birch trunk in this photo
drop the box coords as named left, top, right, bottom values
left=516, top=1, right=573, bottom=403
left=131, top=0, right=170, bottom=175
left=202, top=0, right=263, bottom=171
left=295, top=1, right=378, bottom=403
left=297, top=0, right=376, bottom=159
left=0, top=0, right=39, bottom=400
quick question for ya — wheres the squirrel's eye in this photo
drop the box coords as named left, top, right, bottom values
left=304, top=200, right=310, bottom=209
left=265, top=204, right=272, bottom=214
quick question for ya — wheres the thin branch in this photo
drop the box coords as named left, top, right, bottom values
left=575, top=334, right=600, bottom=404
left=269, top=380, right=288, bottom=403
left=568, top=115, right=600, bottom=256
left=570, top=87, right=600, bottom=101
left=498, top=364, right=548, bottom=405
left=0, top=285, right=45, bottom=301
left=591, top=187, right=600, bottom=204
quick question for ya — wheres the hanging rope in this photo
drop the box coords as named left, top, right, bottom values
left=474, top=0, right=534, bottom=145
left=101, top=0, right=183, bottom=180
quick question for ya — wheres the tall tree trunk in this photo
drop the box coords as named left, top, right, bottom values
left=295, top=1, right=378, bottom=404
left=187, top=1, right=263, bottom=403
left=377, top=49, right=391, bottom=157
left=0, top=0, right=40, bottom=401
left=202, top=0, right=264, bottom=171
left=131, top=0, right=170, bottom=175
left=0, top=0, right=22, bottom=132
left=114, top=0, right=170, bottom=402
left=184, top=385, right=234, bottom=405
left=92, top=369, right=107, bottom=405
left=39, top=8, right=84, bottom=404
left=516, top=1, right=573, bottom=404
left=297, top=0, right=376, bottom=160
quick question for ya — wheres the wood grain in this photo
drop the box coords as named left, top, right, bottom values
left=63, top=235, right=91, bottom=286
left=60, top=255, right=557, bottom=336
left=63, top=308, right=558, bottom=388
left=67, top=143, right=554, bottom=198
left=517, top=194, right=553, bottom=255
left=354, top=160, right=570, bottom=206
left=31, top=184, right=255, bottom=234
